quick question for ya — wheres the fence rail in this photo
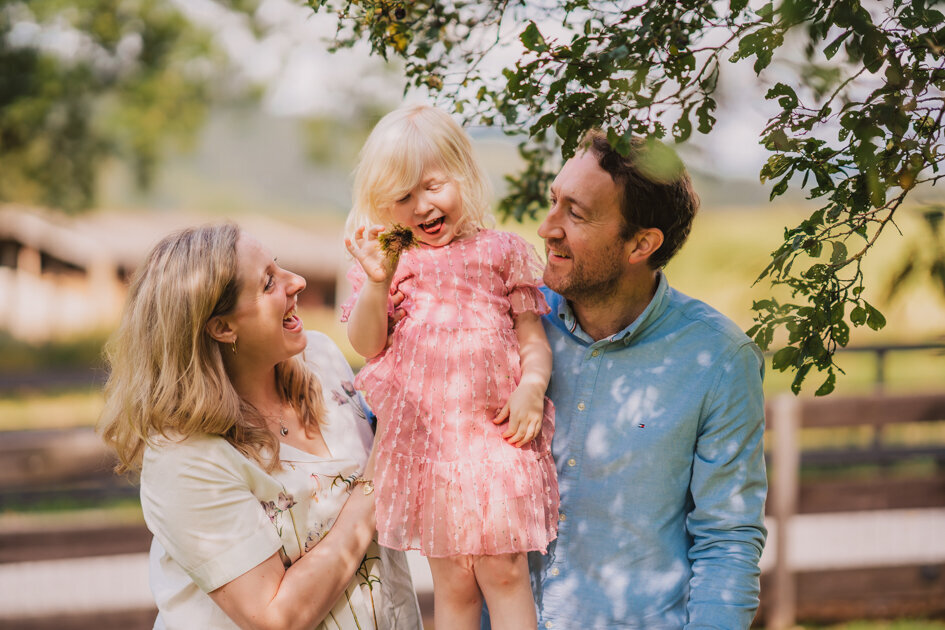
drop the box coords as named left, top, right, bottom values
left=762, top=391, right=945, bottom=628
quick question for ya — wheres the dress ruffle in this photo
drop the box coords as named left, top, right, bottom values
left=343, top=229, right=559, bottom=556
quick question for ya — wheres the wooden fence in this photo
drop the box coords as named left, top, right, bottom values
left=762, top=392, right=945, bottom=628
left=2, top=392, right=945, bottom=627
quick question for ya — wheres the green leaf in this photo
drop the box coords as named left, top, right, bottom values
left=520, top=21, right=549, bottom=53
left=815, top=371, right=837, bottom=396
left=865, top=304, right=887, bottom=330
left=823, top=30, right=851, bottom=59
left=830, top=241, right=847, bottom=264
left=772, top=346, right=800, bottom=370
left=850, top=305, right=867, bottom=325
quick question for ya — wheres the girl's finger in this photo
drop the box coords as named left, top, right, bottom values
left=493, top=403, right=510, bottom=424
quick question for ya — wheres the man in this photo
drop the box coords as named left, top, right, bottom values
left=528, top=131, right=767, bottom=628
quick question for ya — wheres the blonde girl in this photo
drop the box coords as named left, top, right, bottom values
left=342, top=104, right=559, bottom=630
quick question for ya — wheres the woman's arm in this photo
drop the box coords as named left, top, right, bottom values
left=345, top=226, right=396, bottom=358
left=209, top=457, right=378, bottom=630
left=493, top=310, right=552, bottom=447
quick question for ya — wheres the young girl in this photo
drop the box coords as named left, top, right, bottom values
left=341, top=104, right=559, bottom=629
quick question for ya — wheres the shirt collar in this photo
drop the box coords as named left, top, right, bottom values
left=551, top=271, right=670, bottom=346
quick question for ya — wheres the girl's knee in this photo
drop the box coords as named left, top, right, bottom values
left=474, top=553, right=529, bottom=588
left=430, top=556, right=480, bottom=597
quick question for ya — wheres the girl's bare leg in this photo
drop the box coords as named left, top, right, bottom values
left=428, top=555, right=483, bottom=630
left=474, top=552, right=537, bottom=630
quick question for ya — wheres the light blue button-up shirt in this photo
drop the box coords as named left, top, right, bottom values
left=530, top=273, right=767, bottom=629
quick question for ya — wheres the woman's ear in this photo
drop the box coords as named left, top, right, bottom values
left=206, top=316, right=237, bottom=345
left=627, top=227, right=664, bottom=265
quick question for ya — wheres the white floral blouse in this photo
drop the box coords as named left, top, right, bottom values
left=140, top=331, right=422, bottom=630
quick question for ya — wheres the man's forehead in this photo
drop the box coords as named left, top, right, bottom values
left=553, top=152, right=619, bottom=210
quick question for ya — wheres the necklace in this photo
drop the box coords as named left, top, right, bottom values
left=260, top=410, right=289, bottom=437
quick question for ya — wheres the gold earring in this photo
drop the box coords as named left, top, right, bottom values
left=231, top=338, right=237, bottom=355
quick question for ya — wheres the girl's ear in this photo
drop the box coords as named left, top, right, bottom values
left=626, top=227, right=664, bottom=265
left=205, top=316, right=237, bottom=344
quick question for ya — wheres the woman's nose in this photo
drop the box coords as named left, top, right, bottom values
left=288, top=272, right=306, bottom=295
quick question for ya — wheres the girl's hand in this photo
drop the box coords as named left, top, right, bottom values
left=345, top=225, right=396, bottom=284
left=493, top=382, right=545, bottom=447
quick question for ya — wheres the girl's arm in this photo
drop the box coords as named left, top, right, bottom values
left=345, top=226, right=396, bottom=358
left=494, top=310, right=552, bottom=447
left=208, top=457, right=378, bottom=630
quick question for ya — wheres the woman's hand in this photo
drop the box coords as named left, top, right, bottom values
left=208, top=488, right=376, bottom=630
left=345, top=225, right=396, bottom=284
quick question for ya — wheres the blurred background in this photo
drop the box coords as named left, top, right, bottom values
left=1, top=1, right=943, bottom=629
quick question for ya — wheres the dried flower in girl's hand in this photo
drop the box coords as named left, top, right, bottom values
left=379, top=224, right=418, bottom=263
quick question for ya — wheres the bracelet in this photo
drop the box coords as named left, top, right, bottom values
left=353, top=477, right=374, bottom=495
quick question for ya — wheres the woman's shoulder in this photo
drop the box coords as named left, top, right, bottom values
left=300, top=330, right=355, bottom=383
left=141, top=433, right=256, bottom=491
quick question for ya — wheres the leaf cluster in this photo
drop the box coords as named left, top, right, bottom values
left=0, top=0, right=221, bottom=212
left=312, top=0, right=945, bottom=394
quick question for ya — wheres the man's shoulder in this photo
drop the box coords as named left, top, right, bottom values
left=664, top=285, right=755, bottom=352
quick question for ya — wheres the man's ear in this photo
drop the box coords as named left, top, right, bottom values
left=627, top=227, right=664, bottom=265
left=206, top=315, right=237, bottom=345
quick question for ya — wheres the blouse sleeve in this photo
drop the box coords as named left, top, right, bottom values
left=140, top=436, right=283, bottom=593
left=502, top=232, right=551, bottom=317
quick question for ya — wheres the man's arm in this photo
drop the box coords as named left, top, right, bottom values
left=686, top=342, right=768, bottom=629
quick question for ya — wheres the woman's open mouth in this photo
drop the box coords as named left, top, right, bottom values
left=283, top=306, right=303, bottom=332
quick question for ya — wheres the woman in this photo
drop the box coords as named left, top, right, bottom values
left=99, top=223, right=421, bottom=629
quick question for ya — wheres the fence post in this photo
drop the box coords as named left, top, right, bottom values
left=769, top=394, right=800, bottom=630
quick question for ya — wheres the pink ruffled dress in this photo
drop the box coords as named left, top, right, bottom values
left=342, top=229, right=559, bottom=557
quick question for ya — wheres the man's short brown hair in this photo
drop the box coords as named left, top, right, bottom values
left=581, top=131, right=700, bottom=269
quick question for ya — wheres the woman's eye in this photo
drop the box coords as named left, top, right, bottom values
left=396, top=193, right=411, bottom=203
left=265, top=275, right=274, bottom=291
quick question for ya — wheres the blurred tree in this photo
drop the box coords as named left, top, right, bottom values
left=310, top=0, right=945, bottom=394
left=0, top=0, right=220, bottom=213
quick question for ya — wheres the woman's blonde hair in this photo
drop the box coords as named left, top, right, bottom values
left=345, top=103, right=494, bottom=240
left=99, top=223, right=325, bottom=473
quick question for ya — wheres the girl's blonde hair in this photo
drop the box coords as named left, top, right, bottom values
left=345, top=103, right=494, bottom=240
left=99, top=223, right=325, bottom=473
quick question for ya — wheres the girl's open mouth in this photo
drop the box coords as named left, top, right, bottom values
left=419, top=216, right=445, bottom=234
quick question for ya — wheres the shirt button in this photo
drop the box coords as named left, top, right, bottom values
left=591, top=349, right=600, bottom=357
left=545, top=622, right=554, bottom=629
left=559, top=512, right=567, bottom=522
left=577, top=402, right=586, bottom=411
left=550, top=567, right=560, bottom=576
left=567, top=458, right=576, bottom=467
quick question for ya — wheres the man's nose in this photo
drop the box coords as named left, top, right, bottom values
left=538, top=207, right=563, bottom=240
